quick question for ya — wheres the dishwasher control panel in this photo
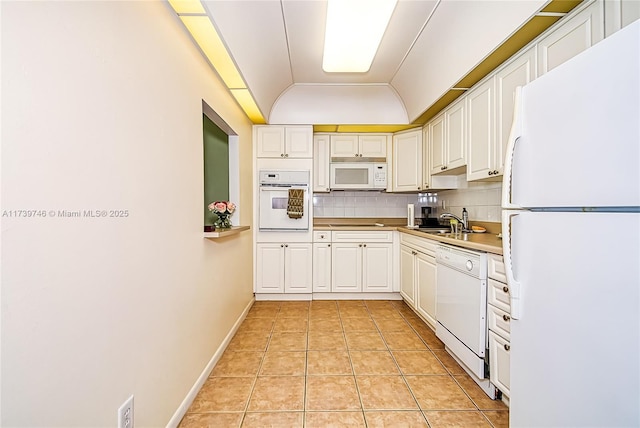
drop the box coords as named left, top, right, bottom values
left=436, top=244, right=487, bottom=279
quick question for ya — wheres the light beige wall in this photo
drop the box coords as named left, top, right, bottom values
left=1, top=1, right=254, bottom=426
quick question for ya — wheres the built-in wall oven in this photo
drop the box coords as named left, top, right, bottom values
left=259, top=170, right=310, bottom=231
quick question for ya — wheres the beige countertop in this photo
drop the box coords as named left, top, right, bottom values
left=313, top=217, right=503, bottom=255
left=398, top=226, right=503, bottom=255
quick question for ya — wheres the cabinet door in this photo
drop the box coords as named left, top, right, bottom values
left=256, top=126, right=285, bottom=158
left=362, top=243, right=393, bottom=292
left=256, top=243, right=284, bottom=292
left=422, top=127, right=431, bottom=189
left=392, top=130, right=423, bottom=192
left=494, top=47, right=535, bottom=178
left=399, top=245, right=416, bottom=306
left=605, top=0, right=640, bottom=36
left=445, top=98, right=466, bottom=170
left=466, top=78, right=496, bottom=181
left=537, top=1, right=604, bottom=76
left=285, top=127, right=313, bottom=158
left=331, top=243, right=361, bottom=292
left=330, top=135, right=359, bottom=157
left=284, top=243, right=313, bottom=293
left=313, top=242, right=332, bottom=292
left=415, top=252, right=437, bottom=328
left=489, top=331, right=511, bottom=397
left=429, top=113, right=446, bottom=175
left=313, top=135, right=331, bottom=192
left=359, top=135, right=388, bottom=157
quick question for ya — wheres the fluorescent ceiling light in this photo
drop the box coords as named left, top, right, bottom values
left=323, top=0, right=397, bottom=73
left=231, top=89, right=266, bottom=124
left=180, top=15, right=246, bottom=89
left=168, top=1, right=266, bottom=123
left=167, top=0, right=205, bottom=14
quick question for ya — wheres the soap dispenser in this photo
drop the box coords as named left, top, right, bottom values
left=462, top=208, right=469, bottom=231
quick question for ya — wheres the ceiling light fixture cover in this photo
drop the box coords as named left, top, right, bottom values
left=323, top=0, right=397, bottom=73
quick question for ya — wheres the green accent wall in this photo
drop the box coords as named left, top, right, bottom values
left=203, top=114, right=229, bottom=225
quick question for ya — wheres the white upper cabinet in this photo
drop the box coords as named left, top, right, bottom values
left=313, top=134, right=331, bottom=192
left=429, top=97, right=466, bottom=175
left=605, top=0, right=640, bottom=36
left=537, top=1, right=605, bottom=76
left=256, top=125, right=313, bottom=158
left=494, top=47, right=536, bottom=177
left=392, top=129, right=423, bottom=192
left=467, top=44, right=537, bottom=183
left=428, top=112, right=446, bottom=175
left=330, top=134, right=387, bottom=158
left=466, top=78, right=496, bottom=182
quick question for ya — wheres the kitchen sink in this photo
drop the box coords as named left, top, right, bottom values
left=419, top=228, right=451, bottom=234
left=328, top=223, right=385, bottom=227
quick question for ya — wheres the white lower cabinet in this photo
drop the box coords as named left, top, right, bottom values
left=399, top=233, right=437, bottom=328
left=312, top=242, right=332, bottom=292
left=415, top=252, right=437, bottom=327
left=330, top=231, right=393, bottom=293
left=256, top=243, right=312, bottom=293
left=489, top=331, right=511, bottom=396
left=487, top=253, right=511, bottom=397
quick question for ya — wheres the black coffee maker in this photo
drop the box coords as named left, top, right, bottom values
left=419, top=206, right=440, bottom=228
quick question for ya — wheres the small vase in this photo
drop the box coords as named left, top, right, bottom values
left=214, top=214, right=231, bottom=229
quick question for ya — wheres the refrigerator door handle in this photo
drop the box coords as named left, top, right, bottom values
left=502, top=210, right=522, bottom=319
left=501, top=86, right=523, bottom=210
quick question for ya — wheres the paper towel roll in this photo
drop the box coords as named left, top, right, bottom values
left=407, top=204, right=415, bottom=227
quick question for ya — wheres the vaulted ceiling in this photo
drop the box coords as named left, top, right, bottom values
left=196, top=0, right=581, bottom=128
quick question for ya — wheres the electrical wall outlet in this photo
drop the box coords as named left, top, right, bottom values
left=118, top=395, right=134, bottom=428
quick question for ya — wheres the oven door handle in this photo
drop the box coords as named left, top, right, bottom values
left=259, top=185, right=308, bottom=190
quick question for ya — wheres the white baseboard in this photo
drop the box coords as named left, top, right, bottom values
left=166, top=297, right=255, bottom=428
left=254, top=292, right=403, bottom=301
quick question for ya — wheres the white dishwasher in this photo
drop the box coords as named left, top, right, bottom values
left=435, top=244, right=497, bottom=398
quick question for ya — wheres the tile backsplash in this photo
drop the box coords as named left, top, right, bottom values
left=313, top=181, right=502, bottom=223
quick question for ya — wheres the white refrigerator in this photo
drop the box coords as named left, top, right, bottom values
left=501, top=20, right=640, bottom=427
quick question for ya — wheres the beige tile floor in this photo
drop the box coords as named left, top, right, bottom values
left=179, top=300, right=508, bottom=428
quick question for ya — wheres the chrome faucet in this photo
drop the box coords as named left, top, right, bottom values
left=440, top=212, right=469, bottom=232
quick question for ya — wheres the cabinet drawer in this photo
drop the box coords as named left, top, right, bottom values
left=488, top=278, right=511, bottom=313
left=488, top=330, right=511, bottom=397
left=400, top=233, right=437, bottom=256
left=331, top=230, right=393, bottom=243
left=313, top=231, right=331, bottom=242
left=488, top=253, right=507, bottom=282
left=488, top=304, right=511, bottom=341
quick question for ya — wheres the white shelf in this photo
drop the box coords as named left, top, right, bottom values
left=204, top=226, right=250, bottom=239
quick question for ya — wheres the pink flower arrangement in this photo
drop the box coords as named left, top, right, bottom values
left=208, top=201, right=236, bottom=215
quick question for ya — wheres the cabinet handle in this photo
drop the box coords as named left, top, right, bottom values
left=494, top=170, right=499, bottom=175
left=284, top=154, right=289, bottom=158
left=284, top=244, right=288, bottom=247
left=363, top=244, right=367, bottom=247
left=359, top=244, right=363, bottom=247
left=326, top=188, right=329, bottom=191
left=488, top=171, right=493, bottom=176
left=280, top=244, right=284, bottom=247
left=504, top=344, right=510, bottom=351
left=281, top=154, right=284, bottom=157
left=417, top=187, right=421, bottom=190
left=503, top=286, right=509, bottom=293
left=328, top=244, right=331, bottom=247
left=503, top=314, right=511, bottom=322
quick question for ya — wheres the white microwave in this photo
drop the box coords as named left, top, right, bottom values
left=329, top=162, right=387, bottom=190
